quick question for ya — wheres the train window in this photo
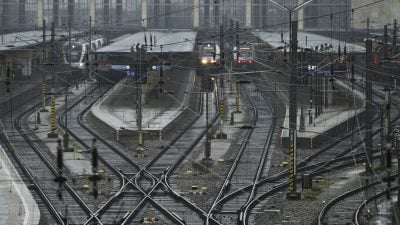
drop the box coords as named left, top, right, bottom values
left=92, top=43, right=96, bottom=51
left=202, top=47, right=214, bottom=56
left=239, top=51, right=251, bottom=57
left=97, top=40, right=101, bottom=47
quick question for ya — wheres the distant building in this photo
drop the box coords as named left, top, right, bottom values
left=0, top=0, right=397, bottom=31
left=352, top=0, right=400, bottom=31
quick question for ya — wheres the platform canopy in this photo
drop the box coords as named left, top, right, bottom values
left=98, top=30, right=197, bottom=53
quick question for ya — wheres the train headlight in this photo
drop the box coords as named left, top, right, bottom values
left=79, top=62, right=84, bottom=67
left=201, top=59, right=208, bottom=64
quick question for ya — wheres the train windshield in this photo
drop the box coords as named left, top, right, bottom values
left=64, top=43, right=83, bottom=62
left=203, top=46, right=214, bottom=56
left=239, top=47, right=252, bottom=58
left=239, top=51, right=251, bottom=58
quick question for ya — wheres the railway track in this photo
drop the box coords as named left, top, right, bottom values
left=0, top=76, right=101, bottom=225
left=239, top=78, right=400, bottom=224
left=354, top=186, right=397, bottom=225
left=315, top=80, right=400, bottom=225
left=318, top=175, right=397, bottom=225
left=202, top=79, right=277, bottom=225
left=60, top=74, right=224, bottom=224
left=201, top=68, right=400, bottom=225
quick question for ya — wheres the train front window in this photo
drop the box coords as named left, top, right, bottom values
left=203, top=50, right=214, bottom=56
left=239, top=51, right=251, bottom=58
left=203, top=46, right=215, bottom=57
left=64, top=43, right=82, bottom=62
left=70, top=51, right=81, bottom=62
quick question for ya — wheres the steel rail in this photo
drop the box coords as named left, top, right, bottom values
left=64, top=77, right=222, bottom=224
left=241, top=85, right=277, bottom=225
left=206, top=82, right=263, bottom=225
left=354, top=186, right=397, bottom=225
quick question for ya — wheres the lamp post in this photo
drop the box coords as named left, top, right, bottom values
left=268, top=0, right=313, bottom=201
left=268, top=0, right=313, bottom=54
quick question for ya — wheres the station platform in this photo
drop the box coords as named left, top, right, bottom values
left=252, top=31, right=367, bottom=149
left=0, top=29, right=80, bottom=51
left=253, top=30, right=365, bottom=53
left=98, top=30, right=197, bottom=53
left=91, top=69, right=196, bottom=138
left=280, top=78, right=365, bottom=149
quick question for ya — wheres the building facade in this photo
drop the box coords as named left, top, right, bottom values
left=0, top=0, right=397, bottom=32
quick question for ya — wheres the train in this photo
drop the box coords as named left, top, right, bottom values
left=198, top=43, right=220, bottom=65
left=233, top=44, right=256, bottom=70
left=373, top=44, right=400, bottom=65
left=63, top=37, right=106, bottom=68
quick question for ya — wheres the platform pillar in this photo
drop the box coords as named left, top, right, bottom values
left=245, top=0, right=251, bottom=28
left=297, top=0, right=305, bottom=31
left=88, top=0, right=96, bottom=27
left=37, top=0, right=43, bottom=29
left=141, top=0, right=148, bottom=28
left=194, top=0, right=200, bottom=28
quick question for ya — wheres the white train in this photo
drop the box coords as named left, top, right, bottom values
left=63, top=37, right=106, bottom=68
left=199, top=43, right=220, bottom=65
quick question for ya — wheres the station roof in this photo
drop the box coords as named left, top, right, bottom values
left=0, top=29, right=81, bottom=51
left=253, top=31, right=366, bottom=53
left=98, top=30, right=197, bottom=53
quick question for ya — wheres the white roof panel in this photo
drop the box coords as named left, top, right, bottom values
left=0, top=30, right=81, bottom=51
left=253, top=31, right=365, bottom=53
left=98, top=31, right=197, bottom=53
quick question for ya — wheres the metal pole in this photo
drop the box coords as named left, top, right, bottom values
left=40, top=20, right=48, bottom=112
left=365, top=39, right=373, bottom=174
left=205, top=92, right=211, bottom=159
left=137, top=46, right=143, bottom=146
left=397, top=134, right=400, bottom=208
left=88, top=16, right=92, bottom=80
left=48, top=22, right=57, bottom=139
left=287, top=20, right=300, bottom=200
left=64, top=23, right=71, bottom=150
left=394, top=19, right=397, bottom=46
